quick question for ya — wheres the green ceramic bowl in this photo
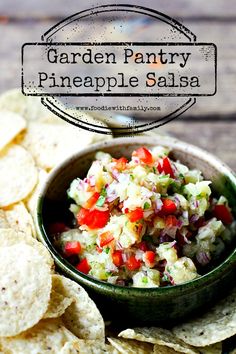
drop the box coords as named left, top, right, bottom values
left=36, top=136, right=236, bottom=326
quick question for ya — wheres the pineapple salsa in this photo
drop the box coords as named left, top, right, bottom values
left=51, top=146, right=235, bottom=287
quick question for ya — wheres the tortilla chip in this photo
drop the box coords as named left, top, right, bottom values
left=43, top=290, right=73, bottom=319
left=108, top=337, right=153, bottom=353
left=119, top=328, right=199, bottom=354
left=153, top=345, right=179, bottom=354
left=198, top=342, right=222, bottom=354
left=51, top=275, right=105, bottom=340
left=0, top=243, right=52, bottom=337
left=0, top=144, right=38, bottom=207
left=0, top=210, right=9, bottom=228
left=59, top=340, right=119, bottom=354
left=172, top=287, right=236, bottom=346
left=0, top=110, right=26, bottom=151
left=3, top=202, right=36, bottom=237
left=25, top=168, right=48, bottom=219
left=0, top=89, right=50, bottom=121
left=20, top=121, right=96, bottom=170
left=0, top=228, right=54, bottom=271
left=0, top=318, right=77, bottom=354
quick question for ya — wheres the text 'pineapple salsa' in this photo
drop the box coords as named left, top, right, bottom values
left=51, top=146, right=235, bottom=287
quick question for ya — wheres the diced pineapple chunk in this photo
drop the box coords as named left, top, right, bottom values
left=157, top=243, right=178, bottom=264
left=132, top=268, right=160, bottom=288
left=166, top=257, right=198, bottom=285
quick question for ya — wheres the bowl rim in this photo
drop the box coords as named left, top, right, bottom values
left=36, top=135, right=236, bottom=295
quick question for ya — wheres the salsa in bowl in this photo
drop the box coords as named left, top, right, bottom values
left=51, top=146, right=235, bottom=288
left=36, top=136, right=236, bottom=325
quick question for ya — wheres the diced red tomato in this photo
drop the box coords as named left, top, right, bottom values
left=76, top=258, right=91, bottom=274
left=157, top=157, right=175, bottom=178
left=77, top=208, right=110, bottom=229
left=126, top=255, right=141, bottom=271
left=48, top=222, right=68, bottom=235
left=161, top=199, right=177, bottom=215
left=64, top=241, right=82, bottom=256
left=112, top=250, right=123, bottom=267
left=166, top=215, right=178, bottom=227
left=132, top=147, right=153, bottom=165
left=77, top=208, right=90, bottom=225
left=213, top=204, right=233, bottom=225
left=99, top=231, right=114, bottom=247
left=83, top=192, right=100, bottom=209
left=113, top=157, right=128, bottom=170
left=138, top=241, right=148, bottom=252
left=127, top=207, right=144, bottom=222
left=144, top=251, right=156, bottom=266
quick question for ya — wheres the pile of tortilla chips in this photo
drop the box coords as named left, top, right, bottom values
left=0, top=89, right=235, bottom=353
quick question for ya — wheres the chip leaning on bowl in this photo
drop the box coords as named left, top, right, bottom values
left=50, top=146, right=236, bottom=288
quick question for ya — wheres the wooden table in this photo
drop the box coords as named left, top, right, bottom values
left=0, top=0, right=235, bottom=170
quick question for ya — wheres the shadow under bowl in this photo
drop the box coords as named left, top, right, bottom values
left=36, top=136, right=236, bottom=326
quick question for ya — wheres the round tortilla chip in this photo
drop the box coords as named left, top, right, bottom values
left=118, top=328, right=199, bottom=354
left=0, top=228, right=54, bottom=271
left=3, top=202, right=36, bottom=237
left=0, top=210, right=9, bottom=229
left=172, top=287, right=236, bottom=346
left=43, top=290, right=74, bottom=319
left=25, top=168, right=48, bottom=219
left=0, top=144, right=38, bottom=207
left=0, top=89, right=50, bottom=121
left=0, top=243, right=52, bottom=337
left=198, top=343, right=222, bottom=354
left=108, top=337, right=153, bottom=353
left=21, top=121, right=96, bottom=170
left=51, top=275, right=105, bottom=340
left=59, top=340, right=119, bottom=354
left=0, top=318, right=78, bottom=354
left=0, top=110, right=26, bottom=151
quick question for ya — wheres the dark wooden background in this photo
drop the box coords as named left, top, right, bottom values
left=0, top=0, right=235, bottom=170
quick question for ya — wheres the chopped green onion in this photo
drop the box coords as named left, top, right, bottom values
left=144, top=202, right=151, bottom=210
left=96, top=195, right=106, bottom=207
left=142, top=276, right=148, bottom=284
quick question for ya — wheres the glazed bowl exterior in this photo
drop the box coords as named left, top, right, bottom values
left=36, top=136, right=236, bottom=326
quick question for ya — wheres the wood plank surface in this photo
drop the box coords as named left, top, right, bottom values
left=0, top=20, right=235, bottom=118
left=158, top=120, right=236, bottom=171
left=0, top=1, right=235, bottom=171
left=1, top=0, right=236, bottom=19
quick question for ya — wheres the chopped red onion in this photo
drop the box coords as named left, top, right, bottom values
left=136, top=249, right=144, bottom=260
left=112, top=169, right=120, bottom=180
left=190, top=214, right=199, bottom=223
left=182, top=235, right=191, bottom=244
left=177, top=219, right=183, bottom=228
left=89, top=175, right=96, bottom=187
left=154, top=199, right=163, bottom=213
left=122, top=253, right=129, bottom=263
left=116, top=279, right=126, bottom=286
left=163, top=271, right=175, bottom=285
left=143, top=210, right=154, bottom=218
left=116, top=241, right=123, bottom=250
left=169, top=240, right=177, bottom=248
left=196, top=251, right=211, bottom=266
